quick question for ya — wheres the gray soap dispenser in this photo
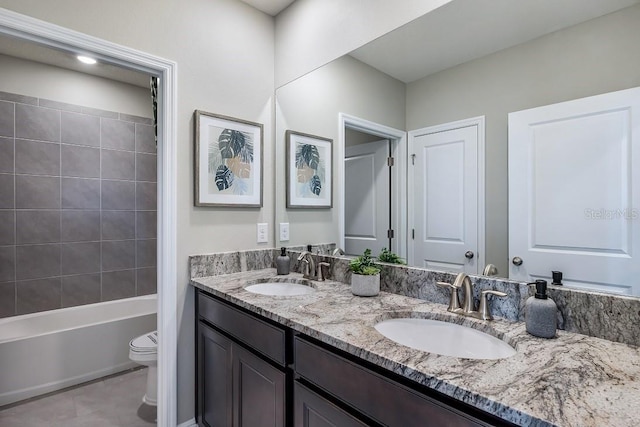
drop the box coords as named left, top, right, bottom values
left=276, top=247, right=290, bottom=275
left=525, top=279, right=557, bottom=338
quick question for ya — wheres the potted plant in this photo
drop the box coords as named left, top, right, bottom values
left=377, top=247, right=406, bottom=265
left=349, top=249, right=381, bottom=296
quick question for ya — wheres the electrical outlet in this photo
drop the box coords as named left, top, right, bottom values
left=279, top=223, right=290, bottom=241
left=257, top=223, right=268, bottom=243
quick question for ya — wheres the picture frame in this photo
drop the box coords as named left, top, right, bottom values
left=194, top=110, right=263, bottom=207
left=286, top=130, right=333, bottom=208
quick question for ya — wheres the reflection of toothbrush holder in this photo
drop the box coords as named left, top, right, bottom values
left=552, top=271, right=563, bottom=286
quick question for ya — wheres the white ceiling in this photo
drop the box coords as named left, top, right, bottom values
left=239, top=0, right=295, bottom=16
left=350, top=0, right=640, bottom=83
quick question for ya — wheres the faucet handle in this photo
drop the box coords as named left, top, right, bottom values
left=477, top=290, right=507, bottom=320
left=436, top=281, right=462, bottom=312
left=317, top=262, right=330, bottom=281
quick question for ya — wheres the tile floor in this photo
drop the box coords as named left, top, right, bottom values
left=0, top=367, right=156, bottom=426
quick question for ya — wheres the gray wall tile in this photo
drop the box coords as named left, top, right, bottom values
left=135, top=124, right=156, bottom=154
left=0, top=101, right=14, bottom=137
left=16, top=175, right=60, bottom=209
left=0, top=174, right=14, bottom=209
left=16, top=210, right=60, bottom=244
left=102, top=211, right=135, bottom=240
left=61, top=210, right=100, bottom=242
left=102, top=149, right=135, bottom=180
left=0, top=211, right=14, bottom=245
left=61, top=144, right=100, bottom=178
left=136, top=211, right=156, bottom=238
left=136, top=267, right=156, bottom=296
left=62, top=178, right=100, bottom=209
left=80, top=106, right=118, bottom=119
left=0, top=137, right=14, bottom=173
left=0, top=91, right=37, bottom=105
left=16, top=277, right=61, bottom=314
left=136, top=182, right=157, bottom=210
left=120, top=113, right=153, bottom=125
left=102, top=269, right=135, bottom=301
left=15, top=139, right=60, bottom=176
left=15, top=104, right=60, bottom=142
left=101, top=180, right=135, bottom=210
left=16, top=244, right=60, bottom=280
left=101, top=119, right=134, bottom=151
left=61, top=242, right=101, bottom=275
left=102, top=240, right=135, bottom=271
left=0, top=246, right=15, bottom=282
left=136, top=239, right=156, bottom=268
left=61, top=112, right=100, bottom=147
left=61, top=273, right=101, bottom=307
left=136, top=153, right=156, bottom=182
left=0, top=281, right=15, bottom=317
left=39, top=98, right=82, bottom=113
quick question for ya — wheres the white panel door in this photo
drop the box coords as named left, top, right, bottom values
left=509, top=86, right=640, bottom=295
left=345, top=140, right=389, bottom=256
left=412, top=125, right=479, bottom=273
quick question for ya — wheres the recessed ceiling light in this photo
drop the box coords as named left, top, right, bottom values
left=77, top=55, right=97, bottom=65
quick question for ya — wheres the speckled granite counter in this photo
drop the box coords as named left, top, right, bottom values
left=191, top=269, right=640, bottom=427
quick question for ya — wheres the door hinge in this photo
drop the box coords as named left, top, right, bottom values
left=387, top=229, right=394, bottom=239
left=411, top=154, right=416, bottom=165
left=387, top=156, right=394, bottom=167
left=412, top=229, right=415, bottom=239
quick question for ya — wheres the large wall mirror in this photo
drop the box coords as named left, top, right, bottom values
left=275, top=0, right=640, bottom=295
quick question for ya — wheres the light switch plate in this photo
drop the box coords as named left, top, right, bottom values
left=257, top=223, right=268, bottom=243
left=279, top=223, right=290, bottom=241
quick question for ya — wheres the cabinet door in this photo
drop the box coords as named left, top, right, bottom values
left=233, top=344, right=286, bottom=427
left=198, top=324, right=233, bottom=427
left=294, top=382, right=368, bottom=427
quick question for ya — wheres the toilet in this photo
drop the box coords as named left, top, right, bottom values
left=129, top=331, right=158, bottom=406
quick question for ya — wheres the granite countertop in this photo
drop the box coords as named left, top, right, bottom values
left=190, top=269, right=640, bottom=427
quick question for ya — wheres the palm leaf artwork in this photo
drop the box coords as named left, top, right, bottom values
left=296, top=144, right=320, bottom=170
left=208, top=137, right=223, bottom=174
left=215, top=165, right=234, bottom=191
left=310, top=175, right=322, bottom=196
left=211, top=129, right=254, bottom=195
left=295, top=143, right=323, bottom=197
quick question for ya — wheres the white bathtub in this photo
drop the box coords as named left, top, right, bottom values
left=0, top=294, right=157, bottom=406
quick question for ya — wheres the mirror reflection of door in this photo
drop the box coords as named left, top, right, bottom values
left=344, top=129, right=391, bottom=256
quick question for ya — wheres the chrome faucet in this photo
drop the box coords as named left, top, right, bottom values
left=437, top=273, right=507, bottom=320
left=297, top=251, right=331, bottom=281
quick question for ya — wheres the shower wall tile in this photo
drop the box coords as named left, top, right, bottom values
left=16, top=210, right=61, bottom=244
left=80, top=106, right=118, bottom=119
left=16, top=244, right=60, bottom=280
left=102, top=149, right=135, bottom=180
left=39, top=98, right=83, bottom=113
left=0, top=174, right=14, bottom=209
left=136, top=153, right=157, bottom=182
left=0, top=246, right=15, bottom=282
left=136, top=182, right=157, bottom=210
left=62, top=178, right=100, bottom=209
left=102, top=211, right=135, bottom=240
left=15, top=104, right=60, bottom=142
left=102, top=180, right=135, bottom=210
left=16, top=175, right=60, bottom=209
left=0, top=281, right=15, bottom=317
left=61, top=210, right=101, bottom=242
left=0, top=137, right=14, bottom=173
left=0, top=101, right=14, bottom=137
left=15, top=139, right=60, bottom=176
left=16, top=277, right=61, bottom=314
left=135, top=124, right=156, bottom=154
left=0, top=91, right=37, bottom=105
left=61, top=144, right=100, bottom=178
left=61, top=274, right=101, bottom=307
left=102, top=240, right=136, bottom=271
left=101, top=119, right=135, bottom=151
left=120, top=113, right=153, bottom=125
left=60, top=112, right=100, bottom=147
left=136, top=239, right=157, bottom=268
left=136, top=211, right=157, bottom=238
left=102, top=269, right=135, bottom=301
left=0, top=211, right=14, bottom=245
left=61, top=242, right=101, bottom=275
left=136, top=267, right=157, bottom=296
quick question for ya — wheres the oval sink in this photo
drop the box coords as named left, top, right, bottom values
left=374, top=318, right=516, bottom=360
left=244, top=281, right=316, bottom=296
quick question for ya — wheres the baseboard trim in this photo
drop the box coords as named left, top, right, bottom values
left=177, top=417, right=197, bottom=427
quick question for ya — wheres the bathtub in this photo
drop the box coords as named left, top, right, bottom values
left=0, top=294, right=157, bottom=406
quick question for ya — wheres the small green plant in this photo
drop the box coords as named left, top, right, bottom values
left=349, top=249, right=381, bottom=275
left=377, top=247, right=406, bottom=265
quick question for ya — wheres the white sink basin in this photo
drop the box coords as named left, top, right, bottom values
left=244, top=281, right=316, bottom=296
left=374, top=318, right=516, bottom=360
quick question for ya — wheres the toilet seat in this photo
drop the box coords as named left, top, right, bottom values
left=129, top=331, right=158, bottom=362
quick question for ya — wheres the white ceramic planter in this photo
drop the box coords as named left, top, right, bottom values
left=351, top=273, right=380, bottom=296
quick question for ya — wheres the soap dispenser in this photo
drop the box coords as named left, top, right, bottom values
left=276, top=247, right=290, bottom=275
left=525, top=280, right=557, bottom=338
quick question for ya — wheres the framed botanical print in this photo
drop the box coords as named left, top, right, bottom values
left=286, top=130, right=333, bottom=208
left=194, top=110, right=263, bottom=207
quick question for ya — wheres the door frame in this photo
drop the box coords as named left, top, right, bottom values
left=338, top=113, right=407, bottom=258
left=407, top=116, right=485, bottom=271
left=0, top=9, right=179, bottom=426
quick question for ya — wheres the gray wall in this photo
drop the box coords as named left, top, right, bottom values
left=0, top=91, right=157, bottom=318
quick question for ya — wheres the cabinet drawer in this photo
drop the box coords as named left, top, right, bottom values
left=294, top=381, right=368, bottom=427
left=198, top=291, right=286, bottom=366
left=294, top=337, right=490, bottom=427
